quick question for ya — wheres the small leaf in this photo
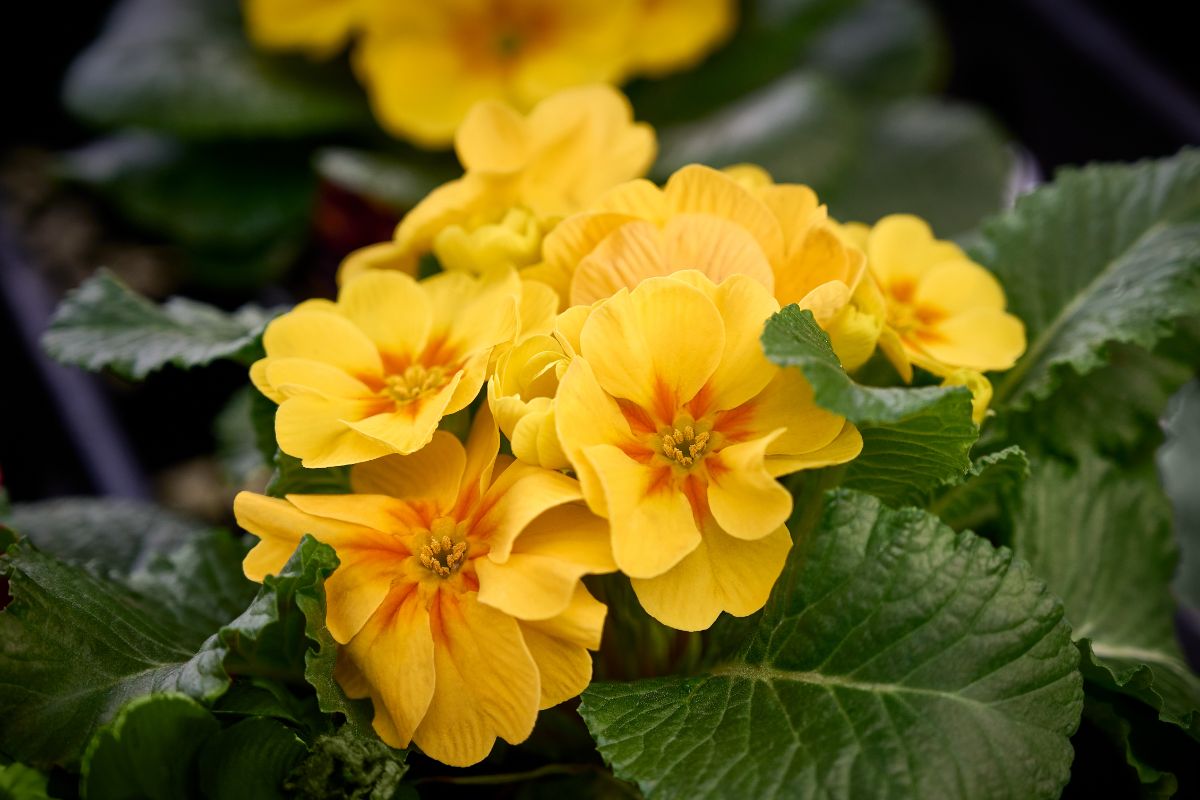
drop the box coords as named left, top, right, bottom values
left=762, top=306, right=977, bottom=506
left=0, top=763, right=50, bottom=800
left=1010, top=456, right=1200, bottom=740
left=43, top=270, right=277, bottom=380
left=198, top=718, right=308, bottom=800
left=977, top=149, right=1200, bottom=412
left=266, top=452, right=351, bottom=498
left=81, top=693, right=219, bottom=800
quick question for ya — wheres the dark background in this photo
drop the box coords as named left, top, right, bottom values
left=1, top=0, right=1198, bottom=505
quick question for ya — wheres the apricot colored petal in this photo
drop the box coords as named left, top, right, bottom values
left=473, top=462, right=584, bottom=562
left=544, top=211, right=639, bottom=287
left=338, top=271, right=432, bottom=356
left=776, top=225, right=855, bottom=308
left=580, top=278, right=724, bottom=418
left=914, top=259, right=1007, bottom=314
left=337, top=241, right=418, bottom=285
left=415, top=592, right=540, bottom=767
left=345, top=372, right=462, bottom=456
left=262, top=310, right=382, bottom=380
left=582, top=444, right=700, bottom=579
left=631, top=524, right=791, bottom=631
left=706, top=433, right=793, bottom=541
left=663, top=165, right=785, bottom=266
left=519, top=585, right=606, bottom=708
left=868, top=214, right=964, bottom=286
left=456, top=402, right=502, bottom=515
left=718, top=368, right=845, bottom=456
left=276, top=394, right=394, bottom=468
left=475, top=504, right=612, bottom=620
left=350, top=430, right=466, bottom=512
left=920, top=308, right=1027, bottom=372
left=764, top=421, right=863, bottom=477
left=264, top=358, right=374, bottom=400
left=570, top=220, right=671, bottom=306
left=344, top=584, right=436, bottom=748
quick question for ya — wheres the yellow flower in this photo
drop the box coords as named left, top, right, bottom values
left=242, top=0, right=361, bottom=56
left=845, top=215, right=1026, bottom=382
left=941, top=369, right=994, bottom=425
left=252, top=269, right=521, bottom=467
left=542, top=164, right=866, bottom=332
left=234, top=409, right=615, bottom=766
left=339, top=85, right=655, bottom=284
left=555, top=272, right=862, bottom=630
left=628, top=0, right=736, bottom=77
left=488, top=305, right=590, bottom=470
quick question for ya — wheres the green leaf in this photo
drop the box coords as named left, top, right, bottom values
left=215, top=387, right=276, bottom=487
left=0, top=538, right=235, bottom=766
left=1009, top=457, right=1200, bottom=739
left=927, top=446, right=1029, bottom=532
left=1163, top=379, right=1200, bottom=611
left=2, top=497, right=209, bottom=577
left=198, top=718, right=307, bottom=800
left=0, top=763, right=50, bottom=800
left=977, top=149, right=1200, bottom=412
left=81, top=693, right=219, bottom=800
left=43, top=270, right=276, bottom=380
left=283, top=726, right=408, bottom=800
left=62, top=0, right=372, bottom=138
left=1079, top=691, right=1184, bottom=798
left=821, top=99, right=1011, bottom=236
left=580, top=489, right=1082, bottom=800
left=266, top=452, right=351, bottom=498
left=762, top=306, right=977, bottom=506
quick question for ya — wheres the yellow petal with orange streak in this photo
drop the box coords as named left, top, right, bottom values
left=706, top=431, right=793, bottom=541
left=519, top=584, right=607, bottom=708
left=337, top=270, right=432, bottom=358
left=262, top=309, right=382, bottom=380
left=350, top=431, right=465, bottom=511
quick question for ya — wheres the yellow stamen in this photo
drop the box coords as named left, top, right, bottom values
left=384, top=365, right=448, bottom=404
left=659, top=425, right=711, bottom=469
left=418, top=518, right=469, bottom=578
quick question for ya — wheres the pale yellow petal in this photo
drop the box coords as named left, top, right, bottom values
left=663, top=165, right=785, bottom=266
left=337, top=271, right=432, bottom=357
left=455, top=99, right=531, bottom=174
left=262, top=310, right=382, bottom=381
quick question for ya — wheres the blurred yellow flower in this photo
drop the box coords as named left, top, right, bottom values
left=339, top=85, right=655, bottom=284
left=543, top=165, right=866, bottom=334
left=252, top=269, right=520, bottom=467
left=555, top=273, right=861, bottom=630
left=244, top=0, right=732, bottom=146
left=234, top=409, right=614, bottom=766
left=844, top=215, right=1026, bottom=382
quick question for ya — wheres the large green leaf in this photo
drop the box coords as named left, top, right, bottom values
left=1009, top=457, right=1200, bottom=739
left=198, top=718, right=308, bottom=800
left=580, top=489, right=1082, bottom=800
left=1162, top=379, right=1200, bottom=611
left=43, top=270, right=276, bottom=380
left=81, top=693, right=220, bottom=800
left=62, top=0, right=371, bottom=138
left=927, top=446, right=1029, bottom=533
left=0, top=539, right=230, bottom=766
left=762, top=306, right=977, bottom=506
left=977, top=149, right=1200, bottom=412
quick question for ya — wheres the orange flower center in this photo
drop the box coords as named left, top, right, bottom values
left=885, top=280, right=946, bottom=339
left=417, top=517, right=469, bottom=578
left=655, top=420, right=714, bottom=469
left=384, top=365, right=448, bottom=405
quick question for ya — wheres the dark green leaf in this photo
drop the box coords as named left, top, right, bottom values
left=1080, top=691, right=1184, bottom=798
left=1010, top=457, right=1200, bottom=739
left=62, top=0, right=372, bottom=138
left=580, top=489, right=1082, bottom=800
left=762, top=306, right=977, bottom=506
left=267, top=452, right=351, bottom=498
left=43, top=270, right=277, bottom=380
left=978, top=149, right=1200, bottom=412
left=215, top=387, right=276, bottom=487
left=0, top=538, right=233, bottom=766
left=1163, top=379, right=1200, bottom=611
left=198, top=718, right=307, bottom=800
left=81, top=693, right=219, bottom=800
left=927, top=445, right=1029, bottom=532
left=283, top=726, right=408, bottom=800
left=0, top=763, right=50, bottom=800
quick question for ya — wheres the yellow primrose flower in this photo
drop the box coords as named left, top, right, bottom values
left=252, top=269, right=521, bottom=467
left=242, top=0, right=361, bottom=56
left=628, top=0, right=736, bottom=77
left=844, top=215, right=1026, bottom=382
left=339, top=85, right=655, bottom=284
left=555, top=272, right=863, bottom=630
left=542, top=164, right=866, bottom=334
left=488, top=305, right=590, bottom=470
left=234, top=409, right=615, bottom=766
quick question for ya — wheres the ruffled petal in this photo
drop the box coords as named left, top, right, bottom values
left=275, top=394, right=394, bottom=468
left=554, top=359, right=639, bottom=514
left=471, top=462, right=584, bottom=561
left=706, top=432, right=793, bottom=541
left=344, top=371, right=463, bottom=456
left=519, top=584, right=606, bottom=708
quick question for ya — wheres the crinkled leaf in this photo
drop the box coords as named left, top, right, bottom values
left=580, top=489, right=1082, bottom=800
left=283, top=726, right=408, bottom=800
left=198, top=718, right=307, bottom=800
left=62, top=0, right=371, bottom=138
left=2, top=496, right=208, bottom=577
left=977, top=149, right=1200, bottom=412
left=81, top=693, right=219, bottom=800
left=0, top=539, right=230, bottom=767
left=43, top=270, right=276, bottom=380
left=0, top=763, right=50, bottom=800
left=1010, top=457, right=1200, bottom=740
left=1163, top=378, right=1200, bottom=612
left=927, top=446, right=1029, bottom=532
left=762, top=306, right=977, bottom=506
left=267, top=452, right=351, bottom=498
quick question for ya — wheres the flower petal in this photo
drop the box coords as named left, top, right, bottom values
left=264, top=358, right=375, bottom=400
left=350, top=431, right=466, bottom=512
left=471, top=463, right=584, bottom=562
left=706, top=432, right=793, bottom=541
left=764, top=422, right=863, bottom=477
left=631, top=524, right=791, bottom=630
left=716, top=368, right=847, bottom=457
left=913, top=258, right=1007, bottom=314
left=455, top=99, right=530, bottom=174
left=663, top=165, right=785, bottom=266
left=919, top=308, right=1027, bottom=372
left=554, top=359, right=638, bottom=514
left=276, top=394, right=394, bottom=468
left=582, top=444, right=700, bottom=579
left=337, top=271, right=432, bottom=357
left=344, top=372, right=463, bottom=456
left=343, top=584, right=436, bottom=749
left=414, top=591, right=540, bottom=767
left=455, top=403, right=502, bottom=517
left=519, top=584, right=606, bottom=708
left=867, top=214, right=964, bottom=287
left=262, top=310, right=383, bottom=381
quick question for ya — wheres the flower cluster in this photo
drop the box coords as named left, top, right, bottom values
left=238, top=87, right=1026, bottom=765
left=243, top=0, right=735, bottom=146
